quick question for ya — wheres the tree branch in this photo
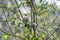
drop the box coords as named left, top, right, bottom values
left=15, top=0, right=24, bottom=20
left=1, top=0, right=13, bottom=33
left=48, top=11, right=60, bottom=26
left=27, top=0, right=36, bottom=37
left=0, top=29, right=25, bottom=40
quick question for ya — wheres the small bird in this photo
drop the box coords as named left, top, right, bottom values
left=23, top=14, right=29, bottom=26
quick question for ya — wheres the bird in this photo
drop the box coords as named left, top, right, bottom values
left=23, top=15, right=29, bottom=26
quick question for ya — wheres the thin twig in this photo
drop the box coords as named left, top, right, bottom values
left=47, top=11, right=60, bottom=39
left=48, top=11, right=60, bottom=26
left=2, top=8, right=13, bottom=33
left=0, top=29, right=25, bottom=40
left=27, top=0, right=36, bottom=37
left=1, top=0, right=13, bottom=33
left=15, top=0, right=24, bottom=19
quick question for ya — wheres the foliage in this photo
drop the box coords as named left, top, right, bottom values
left=0, top=0, right=60, bottom=40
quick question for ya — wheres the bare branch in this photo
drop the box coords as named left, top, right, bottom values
left=0, top=29, right=25, bottom=40
left=15, top=0, right=24, bottom=19
left=27, top=0, right=37, bottom=37
left=1, top=6, right=13, bottom=34
left=48, top=11, right=60, bottom=26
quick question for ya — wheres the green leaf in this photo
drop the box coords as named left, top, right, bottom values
left=19, top=2, right=24, bottom=7
left=9, top=16, right=14, bottom=21
left=36, top=8, right=41, bottom=13
left=31, top=37, right=38, bottom=40
left=10, top=4, right=15, bottom=7
left=40, top=0, right=43, bottom=3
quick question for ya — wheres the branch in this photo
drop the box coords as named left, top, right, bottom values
left=2, top=7, right=13, bottom=33
left=37, top=9, right=48, bottom=14
left=27, top=0, right=36, bottom=37
left=15, top=0, right=24, bottom=19
left=0, top=29, right=25, bottom=40
left=48, top=10, right=60, bottom=39
left=48, top=11, right=60, bottom=26
left=1, top=0, right=13, bottom=33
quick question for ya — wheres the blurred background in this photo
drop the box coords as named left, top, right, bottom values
left=0, top=0, right=60, bottom=40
